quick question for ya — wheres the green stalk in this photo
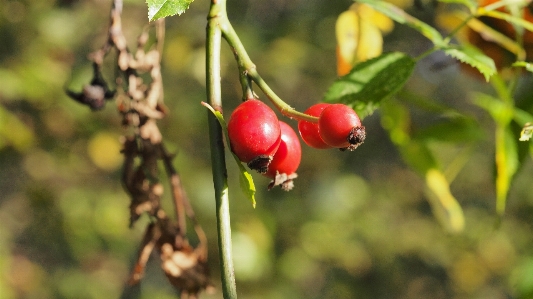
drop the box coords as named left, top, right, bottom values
left=207, top=1, right=237, bottom=298
left=218, top=9, right=318, bottom=123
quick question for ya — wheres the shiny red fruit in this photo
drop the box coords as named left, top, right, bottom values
left=264, top=121, right=301, bottom=191
left=265, top=121, right=301, bottom=178
left=318, top=104, right=366, bottom=150
left=298, top=103, right=333, bottom=149
left=227, top=99, right=281, bottom=173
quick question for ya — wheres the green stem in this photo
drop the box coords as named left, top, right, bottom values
left=218, top=9, right=318, bottom=123
left=207, top=1, right=238, bottom=298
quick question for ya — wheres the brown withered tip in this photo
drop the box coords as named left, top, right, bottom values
left=268, top=172, right=298, bottom=191
left=247, top=155, right=273, bottom=174
left=342, top=125, right=366, bottom=151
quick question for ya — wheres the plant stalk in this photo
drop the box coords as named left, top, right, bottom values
left=218, top=10, right=318, bottom=123
left=207, top=0, right=238, bottom=298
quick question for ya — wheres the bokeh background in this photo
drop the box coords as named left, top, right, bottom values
left=2, top=0, right=533, bottom=298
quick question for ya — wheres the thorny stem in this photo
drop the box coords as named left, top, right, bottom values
left=207, top=0, right=238, bottom=298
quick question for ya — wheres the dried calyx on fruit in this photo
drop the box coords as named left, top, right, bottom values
left=318, top=103, right=365, bottom=151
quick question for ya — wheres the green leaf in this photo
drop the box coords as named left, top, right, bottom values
left=442, top=45, right=496, bottom=81
left=513, top=61, right=533, bottom=72
left=356, top=0, right=445, bottom=46
left=146, top=0, right=194, bottom=21
left=202, top=102, right=257, bottom=208
left=323, top=52, right=415, bottom=119
left=473, top=93, right=513, bottom=125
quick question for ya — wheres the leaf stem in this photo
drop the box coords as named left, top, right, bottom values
left=218, top=8, right=318, bottom=123
left=207, top=1, right=238, bottom=298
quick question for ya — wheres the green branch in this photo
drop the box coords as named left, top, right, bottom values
left=206, top=0, right=238, bottom=298
left=218, top=8, right=318, bottom=123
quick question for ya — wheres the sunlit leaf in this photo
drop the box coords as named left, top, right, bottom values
left=481, top=9, right=533, bottom=32
left=495, top=126, right=519, bottom=215
left=336, top=9, right=384, bottom=76
left=465, top=15, right=525, bottom=57
left=443, top=45, right=497, bottom=81
left=513, top=61, right=533, bottom=72
left=324, top=52, right=415, bottom=119
left=356, top=0, right=445, bottom=46
left=202, top=102, right=256, bottom=208
left=146, top=0, right=194, bottom=21
left=425, top=169, right=465, bottom=233
left=473, top=93, right=513, bottom=125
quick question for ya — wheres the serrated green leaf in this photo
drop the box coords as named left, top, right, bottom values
left=443, top=45, right=496, bottom=81
left=438, top=0, right=477, bottom=10
left=356, top=0, right=445, bottom=46
left=513, top=61, right=533, bottom=72
left=202, top=102, right=256, bottom=208
left=146, top=0, right=194, bottom=21
left=323, top=52, right=415, bottom=119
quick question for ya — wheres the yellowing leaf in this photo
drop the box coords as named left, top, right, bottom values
left=425, top=169, right=465, bottom=233
left=355, top=4, right=395, bottom=33
left=336, top=10, right=384, bottom=76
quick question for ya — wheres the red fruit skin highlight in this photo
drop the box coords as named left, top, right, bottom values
left=227, top=99, right=281, bottom=163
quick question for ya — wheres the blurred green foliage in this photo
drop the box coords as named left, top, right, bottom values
left=2, top=0, right=533, bottom=298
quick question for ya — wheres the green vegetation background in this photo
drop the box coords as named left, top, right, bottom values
left=1, top=0, right=533, bottom=298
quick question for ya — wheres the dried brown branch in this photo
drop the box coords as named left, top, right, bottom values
left=66, top=0, right=212, bottom=296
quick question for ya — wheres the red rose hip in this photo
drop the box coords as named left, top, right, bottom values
left=318, top=104, right=365, bottom=150
left=264, top=121, right=301, bottom=191
left=298, top=103, right=332, bottom=149
left=227, top=99, right=281, bottom=173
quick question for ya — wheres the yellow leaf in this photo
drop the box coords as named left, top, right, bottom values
left=356, top=3, right=395, bottom=34
left=336, top=9, right=384, bottom=76
left=425, top=169, right=465, bottom=233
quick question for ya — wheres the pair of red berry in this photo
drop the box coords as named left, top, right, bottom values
left=227, top=99, right=301, bottom=190
left=227, top=99, right=365, bottom=190
left=298, top=103, right=365, bottom=151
